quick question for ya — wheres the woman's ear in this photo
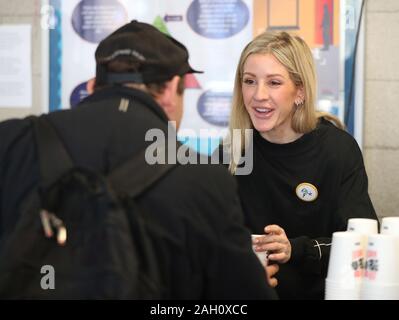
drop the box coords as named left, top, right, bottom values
left=295, top=87, right=305, bottom=106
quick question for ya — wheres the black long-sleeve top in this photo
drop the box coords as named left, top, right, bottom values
left=235, top=119, right=377, bottom=299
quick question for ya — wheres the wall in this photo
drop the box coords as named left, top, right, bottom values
left=364, top=0, right=399, bottom=218
left=0, top=0, right=42, bottom=121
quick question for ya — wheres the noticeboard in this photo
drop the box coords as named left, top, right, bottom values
left=43, top=0, right=364, bottom=153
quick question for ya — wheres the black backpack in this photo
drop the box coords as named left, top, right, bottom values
left=0, top=116, right=176, bottom=299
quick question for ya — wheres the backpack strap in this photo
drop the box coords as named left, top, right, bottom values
left=108, top=145, right=178, bottom=198
left=32, top=116, right=74, bottom=191
left=32, top=115, right=177, bottom=200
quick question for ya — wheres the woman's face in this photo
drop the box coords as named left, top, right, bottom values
left=242, top=53, right=302, bottom=142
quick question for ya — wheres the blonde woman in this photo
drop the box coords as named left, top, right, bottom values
left=222, top=31, right=376, bottom=299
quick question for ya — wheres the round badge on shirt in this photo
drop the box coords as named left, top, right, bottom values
left=296, top=183, right=318, bottom=202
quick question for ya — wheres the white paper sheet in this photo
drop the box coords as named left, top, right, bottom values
left=0, top=25, right=32, bottom=108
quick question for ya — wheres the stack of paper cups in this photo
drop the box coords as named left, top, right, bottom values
left=325, top=231, right=364, bottom=300
left=360, top=234, right=399, bottom=300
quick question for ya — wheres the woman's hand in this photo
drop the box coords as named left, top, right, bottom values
left=253, top=225, right=291, bottom=264
left=266, top=263, right=279, bottom=288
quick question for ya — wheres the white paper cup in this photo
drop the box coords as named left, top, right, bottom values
left=347, top=218, right=379, bottom=256
left=363, top=234, right=399, bottom=285
left=361, top=234, right=399, bottom=299
left=325, top=287, right=361, bottom=299
left=361, top=283, right=399, bottom=300
left=325, top=278, right=361, bottom=300
left=326, top=231, right=364, bottom=285
left=251, top=234, right=268, bottom=267
left=347, top=218, right=378, bottom=235
left=380, top=217, right=399, bottom=235
left=325, top=232, right=364, bottom=300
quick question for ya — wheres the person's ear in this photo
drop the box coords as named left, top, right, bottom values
left=157, top=75, right=180, bottom=113
left=294, top=87, right=305, bottom=106
left=86, top=78, right=96, bottom=95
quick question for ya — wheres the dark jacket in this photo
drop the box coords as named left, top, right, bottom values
left=234, top=119, right=377, bottom=299
left=0, top=86, right=277, bottom=300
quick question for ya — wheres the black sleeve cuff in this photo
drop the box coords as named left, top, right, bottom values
left=288, top=236, right=331, bottom=276
left=289, top=236, right=309, bottom=264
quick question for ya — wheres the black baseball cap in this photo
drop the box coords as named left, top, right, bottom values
left=95, top=20, right=202, bottom=85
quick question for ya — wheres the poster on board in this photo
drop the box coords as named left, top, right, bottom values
left=46, top=0, right=363, bottom=153
left=49, top=0, right=253, bottom=153
left=0, top=25, right=32, bottom=108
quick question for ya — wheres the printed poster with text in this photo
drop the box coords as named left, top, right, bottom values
left=51, top=0, right=348, bottom=153
left=52, top=0, right=253, bottom=153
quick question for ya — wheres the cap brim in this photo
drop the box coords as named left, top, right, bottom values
left=188, top=67, right=203, bottom=74
left=180, top=64, right=203, bottom=76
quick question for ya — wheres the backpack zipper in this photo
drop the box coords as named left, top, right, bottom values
left=40, top=210, right=67, bottom=246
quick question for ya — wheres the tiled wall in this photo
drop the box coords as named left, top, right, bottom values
left=364, top=0, right=399, bottom=218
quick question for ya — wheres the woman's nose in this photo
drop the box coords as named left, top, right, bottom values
left=253, top=83, right=269, bottom=101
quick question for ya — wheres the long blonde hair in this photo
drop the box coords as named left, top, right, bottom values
left=227, top=31, right=343, bottom=173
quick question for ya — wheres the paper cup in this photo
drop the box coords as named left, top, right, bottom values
left=363, top=234, right=399, bottom=285
left=380, top=217, right=399, bottom=235
left=347, top=218, right=378, bottom=235
left=325, top=232, right=364, bottom=300
left=361, top=234, right=399, bottom=300
left=251, top=234, right=268, bottom=267
left=326, top=231, right=364, bottom=285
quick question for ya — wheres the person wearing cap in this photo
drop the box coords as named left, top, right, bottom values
left=0, top=20, right=277, bottom=299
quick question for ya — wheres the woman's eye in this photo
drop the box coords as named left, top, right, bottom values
left=243, top=78, right=255, bottom=85
left=270, top=80, right=281, bottom=86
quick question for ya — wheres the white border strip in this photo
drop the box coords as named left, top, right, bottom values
left=354, top=1, right=365, bottom=149
left=41, top=0, right=49, bottom=114
left=339, top=0, right=346, bottom=123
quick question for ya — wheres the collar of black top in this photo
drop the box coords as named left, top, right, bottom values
left=95, top=20, right=202, bottom=85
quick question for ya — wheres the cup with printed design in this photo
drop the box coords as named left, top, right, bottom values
left=251, top=234, right=268, bottom=267
left=325, top=231, right=364, bottom=300
left=360, top=234, right=399, bottom=300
